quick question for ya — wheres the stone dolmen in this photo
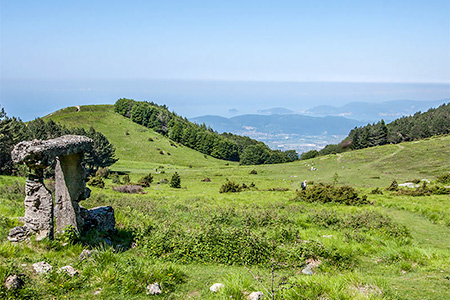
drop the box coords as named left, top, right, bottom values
left=8, top=135, right=115, bottom=242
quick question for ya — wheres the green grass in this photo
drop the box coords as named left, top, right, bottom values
left=0, top=105, right=448, bottom=299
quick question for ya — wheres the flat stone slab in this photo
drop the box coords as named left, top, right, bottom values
left=11, top=135, right=93, bottom=168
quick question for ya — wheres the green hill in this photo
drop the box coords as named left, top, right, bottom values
left=45, top=105, right=236, bottom=171
left=1, top=104, right=448, bottom=299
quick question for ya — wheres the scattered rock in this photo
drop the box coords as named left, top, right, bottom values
left=398, top=182, right=419, bottom=188
left=147, top=283, right=162, bottom=295
left=58, top=265, right=79, bottom=276
left=7, top=226, right=30, bottom=242
left=5, top=274, right=25, bottom=290
left=421, top=179, right=431, bottom=183
left=79, top=249, right=99, bottom=260
left=93, top=288, right=102, bottom=295
left=210, top=283, right=225, bottom=292
left=85, top=206, right=116, bottom=233
left=322, top=235, right=333, bottom=238
left=301, top=265, right=313, bottom=275
left=33, top=261, right=53, bottom=274
left=248, top=291, right=264, bottom=300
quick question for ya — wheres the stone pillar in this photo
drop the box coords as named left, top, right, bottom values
left=54, top=153, right=89, bottom=234
left=22, top=174, right=54, bottom=241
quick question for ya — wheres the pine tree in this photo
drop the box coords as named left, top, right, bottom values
left=170, top=172, right=181, bottom=188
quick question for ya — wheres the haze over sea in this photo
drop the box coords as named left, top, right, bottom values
left=1, top=79, right=448, bottom=122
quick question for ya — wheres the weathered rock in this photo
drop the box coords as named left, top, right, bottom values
left=33, top=261, right=53, bottom=274
left=84, top=206, right=116, bottom=232
left=11, top=135, right=93, bottom=169
left=210, top=283, right=225, bottom=292
left=54, top=153, right=90, bottom=234
left=79, top=249, right=99, bottom=260
left=7, top=226, right=30, bottom=242
left=23, top=177, right=54, bottom=240
left=58, top=265, right=78, bottom=276
left=4, top=274, right=25, bottom=290
left=248, top=291, right=264, bottom=300
left=399, top=182, right=419, bottom=188
left=9, top=135, right=116, bottom=242
left=146, top=283, right=162, bottom=295
left=301, top=265, right=313, bottom=275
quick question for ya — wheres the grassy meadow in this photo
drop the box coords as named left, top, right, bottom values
left=0, top=105, right=449, bottom=299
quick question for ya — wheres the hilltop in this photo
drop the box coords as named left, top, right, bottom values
left=45, top=105, right=234, bottom=170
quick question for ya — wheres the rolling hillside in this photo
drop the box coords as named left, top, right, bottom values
left=45, top=105, right=236, bottom=171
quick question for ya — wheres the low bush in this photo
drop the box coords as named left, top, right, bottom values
left=294, top=184, right=371, bottom=205
left=219, top=181, right=242, bottom=193
left=267, top=187, right=290, bottom=191
left=95, top=167, right=110, bottom=178
left=307, top=210, right=410, bottom=238
left=112, top=185, right=144, bottom=194
left=87, top=176, right=105, bottom=188
left=370, top=187, right=383, bottom=194
left=249, top=169, right=258, bottom=175
left=437, top=173, right=450, bottom=184
left=386, top=180, right=398, bottom=191
left=111, top=173, right=121, bottom=184
left=137, top=173, right=153, bottom=187
left=122, top=174, right=130, bottom=184
left=395, top=182, right=450, bottom=196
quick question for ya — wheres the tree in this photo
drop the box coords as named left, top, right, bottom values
left=170, top=172, right=181, bottom=188
left=0, top=107, right=27, bottom=174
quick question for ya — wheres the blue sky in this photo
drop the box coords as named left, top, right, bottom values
left=1, top=0, right=449, bottom=83
left=0, top=1, right=449, bottom=120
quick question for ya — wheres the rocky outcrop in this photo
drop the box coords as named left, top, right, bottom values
left=8, top=135, right=116, bottom=242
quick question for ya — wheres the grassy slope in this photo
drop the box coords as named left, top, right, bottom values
left=1, top=104, right=448, bottom=299
left=45, top=105, right=236, bottom=170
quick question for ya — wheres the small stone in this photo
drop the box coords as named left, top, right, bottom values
left=248, top=291, right=264, bottom=300
left=79, top=249, right=98, bottom=260
left=210, top=283, right=225, bottom=292
left=322, top=235, right=333, bottom=238
left=147, top=283, right=162, bottom=295
left=301, top=266, right=313, bottom=275
left=33, top=261, right=53, bottom=274
left=93, top=288, right=102, bottom=295
left=59, top=265, right=78, bottom=276
left=5, top=274, right=25, bottom=290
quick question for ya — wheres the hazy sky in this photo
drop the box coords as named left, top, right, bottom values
left=0, top=1, right=449, bottom=121
left=1, top=0, right=449, bottom=83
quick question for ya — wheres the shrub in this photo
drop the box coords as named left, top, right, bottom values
left=219, top=181, right=242, bottom=193
left=395, top=182, right=450, bottom=196
left=95, top=167, right=110, bottom=178
left=386, top=180, right=398, bottom=191
left=148, top=137, right=154, bottom=142
left=137, top=173, right=153, bottom=187
left=437, top=173, right=450, bottom=184
left=370, top=187, right=383, bottom=195
left=123, top=174, right=130, bottom=184
left=249, top=169, right=258, bottom=175
left=111, top=173, right=121, bottom=184
left=112, top=185, right=144, bottom=194
left=170, top=172, right=181, bottom=188
left=88, top=176, right=105, bottom=188
left=201, top=178, right=211, bottom=182
left=294, top=184, right=371, bottom=205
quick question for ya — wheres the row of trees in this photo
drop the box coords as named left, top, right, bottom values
left=300, top=102, right=449, bottom=159
left=114, top=98, right=298, bottom=164
left=348, top=103, right=450, bottom=150
left=0, top=106, right=117, bottom=175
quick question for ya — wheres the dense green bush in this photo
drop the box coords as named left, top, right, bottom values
left=219, top=181, right=242, bottom=193
left=307, top=210, right=410, bottom=238
left=294, top=184, right=371, bottom=205
left=137, top=173, right=153, bottom=187
left=87, top=176, right=105, bottom=188
left=437, top=173, right=450, bottom=184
